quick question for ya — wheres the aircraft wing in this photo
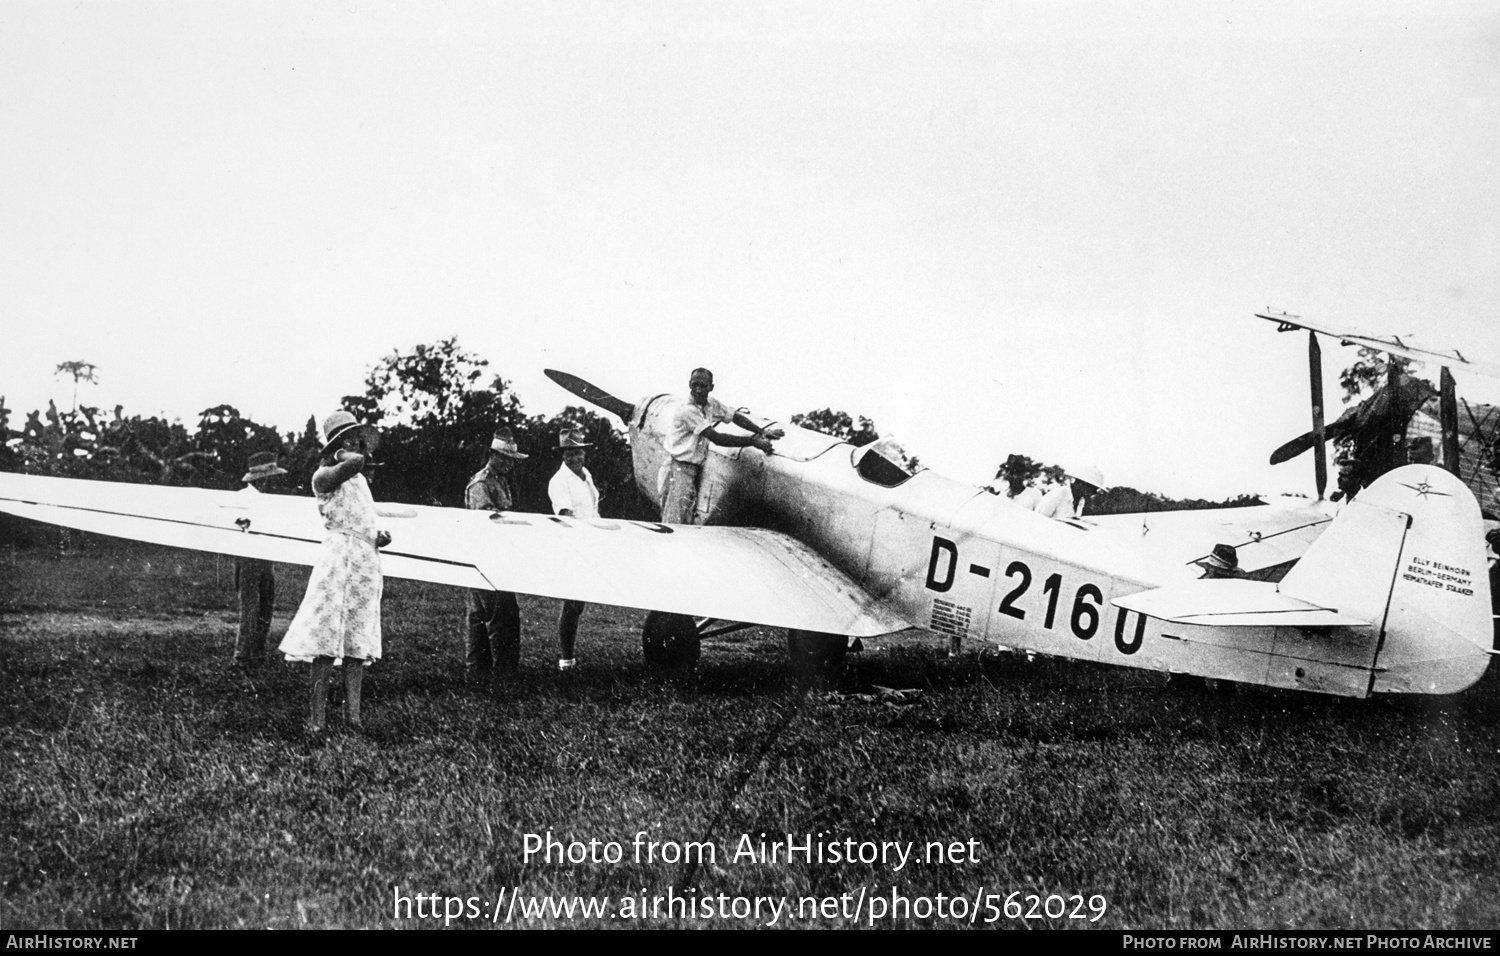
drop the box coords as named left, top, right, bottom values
left=0, top=473, right=910, bottom=638
left=1088, top=503, right=1331, bottom=578
left=1256, top=311, right=1500, bottom=379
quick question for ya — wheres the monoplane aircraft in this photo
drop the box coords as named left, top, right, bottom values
left=0, top=352, right=1492, bottom=698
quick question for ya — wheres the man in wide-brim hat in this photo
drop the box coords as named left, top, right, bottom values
left=548, top=425, right=601, bottom=672
left=241, top=450, right=289, bottom=485
left=233, top=451, right=288, bottom=665
left=463, top=427, right=529, bottom=688
left=1194, top=543, right=1245, bottom=580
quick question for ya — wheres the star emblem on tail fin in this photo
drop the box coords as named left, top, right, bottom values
left=1398, top=479, right=1450, bottom=499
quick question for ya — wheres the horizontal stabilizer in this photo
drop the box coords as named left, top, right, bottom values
left=1089, top=504, right=1331, bottom=577
left=1114, top=579, right=1370, bottom=627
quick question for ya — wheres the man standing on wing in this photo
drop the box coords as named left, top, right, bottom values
left=660, top=367, right=783, bottom=524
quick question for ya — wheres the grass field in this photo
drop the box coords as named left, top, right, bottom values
left=2, top=535, right=1499, bottom=930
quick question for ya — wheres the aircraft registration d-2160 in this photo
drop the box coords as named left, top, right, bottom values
left=0, top=366, right=1491, bottom=698
left=542, top=370, right=1490, bottom=697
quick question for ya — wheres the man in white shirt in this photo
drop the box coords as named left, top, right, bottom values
left=548, top=426, right=601, bottom=671
left=1010, top=482, right=1044, bottom=510
left=659, top=367, right=783, bottom=524
left=1035, top=464, right=1104, bottom=521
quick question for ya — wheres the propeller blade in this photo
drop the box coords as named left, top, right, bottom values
left=1271, top=417, right=1353, bottom=466
left=1270, top=431, right=1318, bottom=465
left=544, top=369, right=636, bottom=422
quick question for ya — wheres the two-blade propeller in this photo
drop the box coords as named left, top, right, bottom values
left=544, top=369, right=636, bottom=423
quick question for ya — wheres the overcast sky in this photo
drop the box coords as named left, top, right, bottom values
left=3, top=0, right=1498, bottom=500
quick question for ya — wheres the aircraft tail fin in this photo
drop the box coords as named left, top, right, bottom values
left=1114, top=464, right=1491, bottom=695
left=1279, top=464, right=1492, bottom=694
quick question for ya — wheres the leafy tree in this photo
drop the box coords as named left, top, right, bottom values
left=991, top=453, right=1043, bottom=491
left=1339, top=347, right=1418, bottom=404
left=279, top=416, right=325, bottom=495
left=11, top=400, right=204, bottom=485
left=342, top=339, right=541, bottom=507
left=342, top=340, right=651, bottom=514
left=0, top=396, right=18, bottom=473
left=789, top=408, right=879, bottom=446
left=193, top=404, right=286, bottom=490
left=12, top=363, right=210, bottom=488
left=99, top=410, right=207, bottom=485
left=1330, top=348, right=1445, bottom=487
left=991, top=454, right=1061, bottom=487
left=355, top=338, right=494, bottom=427
left=14, top=400, right=106, bottom=477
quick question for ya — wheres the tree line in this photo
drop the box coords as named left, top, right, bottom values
left=1, top=340, right=654, bottom=524
left=2, top=339, right=1266, bottom=535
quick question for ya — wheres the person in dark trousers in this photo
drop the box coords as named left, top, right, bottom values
left=548, top=426, right=601, bottom=672
left=233, top=451, right=287, bottom=665
left=465, top=427, right=528, bottom=686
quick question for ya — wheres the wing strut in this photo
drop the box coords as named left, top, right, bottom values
left=1309, top=330, right=1327, bottom=499
left=1440, top=367, right=1461, bottom=479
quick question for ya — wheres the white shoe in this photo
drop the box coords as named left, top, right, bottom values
left=558, top=659, right=576, bottom=671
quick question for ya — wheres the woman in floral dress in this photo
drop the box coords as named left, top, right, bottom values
left=279, top=410, right=389, bottom=734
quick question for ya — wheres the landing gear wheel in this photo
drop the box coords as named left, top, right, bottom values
left=786, top=630, right=848, bottom=678
left=643, top=611, right=701, bottom=669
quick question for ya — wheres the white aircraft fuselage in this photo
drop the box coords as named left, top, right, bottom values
left=626, top=393, right=1493, bottom=697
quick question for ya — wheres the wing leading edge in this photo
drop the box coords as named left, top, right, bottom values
left=0, top=473, right=909, bottom=638
left=1256, top=312, right=1500, bottom=380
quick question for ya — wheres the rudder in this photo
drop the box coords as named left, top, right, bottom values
left=1281, top=464, right=1491, bottom=695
